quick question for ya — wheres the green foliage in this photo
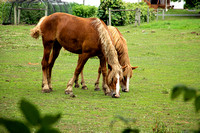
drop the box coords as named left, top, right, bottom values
left=171, top=84, right=200, bottom=112
left=19, top=3, right=45, bottom=24
left=184, top=0, right=199, bottom=9
left=124, top=2, right=155, bottom=24
left=1, top=2, right=45, bottom=24
left=0, top=2, right=72, bottom=24
left=0, top=1, right=4, bottom=24
left=97, top=1, right=155, bottom=26
left=171, top=85, right=200, bottom=132
left=97, top=0, right=126, bottom=26
left=71, top=2, right=97, bottom=18
left=0, top=99, right=61, bottom=133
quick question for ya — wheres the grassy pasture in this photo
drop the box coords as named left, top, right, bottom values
left=0, top=17, right=200, bottom=132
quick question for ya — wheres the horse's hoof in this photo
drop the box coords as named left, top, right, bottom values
left=122, top=89, right=129, bottom=92
left=105, top=92, right=112, bottom=96
left=42, top=89, right=51, bottom=93
left=70, top=93, right=76, bottom=98
left=82, top=86, right=88, bottom=90
left=94, top=87, right=100, bottom=91
left=112, top=94, right=120, bottom=98
left=65, top=90, right=72, bottom=95
left=74, top=84, right=80, bottom=88
left=49, top=88, right=53, bottom=92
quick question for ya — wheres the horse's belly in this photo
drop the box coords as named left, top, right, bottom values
left=61, top=42, right=82, bottom=54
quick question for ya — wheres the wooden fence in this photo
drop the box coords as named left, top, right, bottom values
left=14, top=5, right=48, bottom=25
left=155, top=9, right=200, bottom=21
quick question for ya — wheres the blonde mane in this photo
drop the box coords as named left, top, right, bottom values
left=107, top=26, right=132, bottom=77
left=92, top=19, right=122, bottom=84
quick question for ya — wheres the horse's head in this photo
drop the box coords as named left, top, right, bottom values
left=107, top=64, right=123, bottom=98
left=121, top=65, right=138, bottom=92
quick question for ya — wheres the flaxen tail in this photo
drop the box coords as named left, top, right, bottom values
left=30, top=16, right=47, bottom=39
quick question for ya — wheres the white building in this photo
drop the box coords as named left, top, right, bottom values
left=170, top=0, right=185, bottom=9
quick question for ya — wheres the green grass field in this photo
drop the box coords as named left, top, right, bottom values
left=0, top=17, right=200, bottom=132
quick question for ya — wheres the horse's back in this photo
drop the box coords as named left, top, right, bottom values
left=40, top=13, right=100, bottom=55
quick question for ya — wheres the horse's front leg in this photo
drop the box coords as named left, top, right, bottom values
left=98, top=56, right=111, bottom=96
left=65, top=54, right=90, bottom=97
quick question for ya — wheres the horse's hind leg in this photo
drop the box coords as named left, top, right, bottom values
left=65, top=53, right=90, bottom=97
left=80, top=70, right=88, bottom=90
left=47, top=41, right=62, bottom=91
left=74, top=70, right=88, bottom=90
left=41, top=41, right=53, bottom=93
left=94, top=66, right=101, bottom=91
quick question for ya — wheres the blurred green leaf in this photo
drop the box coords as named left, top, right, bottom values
left=37, top=127, right=60, bottom=133
left=184, top=87, right=196, bottom=101
left=41, top=114, right=61, bottom=127
left=122, top=128, right=140, bottom=133
left=171, top=84, right=186, bottom=100
left=20, top=99, right=41, bottom=126
left=195, top=96, right=200, bottom=112
left=0, top=118, right=30, bottom=133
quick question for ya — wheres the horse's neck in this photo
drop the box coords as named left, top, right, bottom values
left=115, top=38, right=131, bottom=67
left=94, top=19, right=120, bottom=68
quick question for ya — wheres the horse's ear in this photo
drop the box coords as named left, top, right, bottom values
left=132, top=66, right=138, bottom=70
left=122, top=65, right=127, bottom=69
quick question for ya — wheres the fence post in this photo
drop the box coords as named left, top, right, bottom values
left=138, top=8, right=140, bottom=26
left=134, top=8, right=138, bottom=26
left=109, top=8, right=111, bottom=26
left=156, top=8, right=158, bottom=21
left=45, top=5, right=48, bottom=16
left=18, top=8, right=21, bottom=24
left=14, top=4, right=17, bottom=25
left=162, top=9, right=165, bottom=20
left=147, top=7, right=149, bottom=23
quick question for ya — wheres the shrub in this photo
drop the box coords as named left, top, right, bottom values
left=124, top=2, right=155, bottom=25
left=97, top=0, right=126, bottom=26
left=0, top=1, right=4, bottom=24
left=20, top=3, right=45, bottom=24
left=1, top=2, right=46, bottom=24
left=71, top=2, right=97, bottom=18
left=1, top=2, right=72, bottom=24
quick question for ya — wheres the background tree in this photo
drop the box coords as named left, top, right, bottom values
left=97, top=0, right=126, bottom=26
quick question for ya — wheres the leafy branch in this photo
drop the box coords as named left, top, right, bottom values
left=0, top=99, right=61, bottom=133
left=171, top=84, right=200, bottom=112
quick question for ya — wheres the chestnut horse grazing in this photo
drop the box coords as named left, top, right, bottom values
left=30, top=13, right=122, bottom=98
left=75, top=26, right=138, bottom=92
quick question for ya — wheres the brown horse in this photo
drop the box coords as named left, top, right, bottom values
left=30, top=13, right=122, bottom=98
left=75, top=26, right=138, bottom=92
